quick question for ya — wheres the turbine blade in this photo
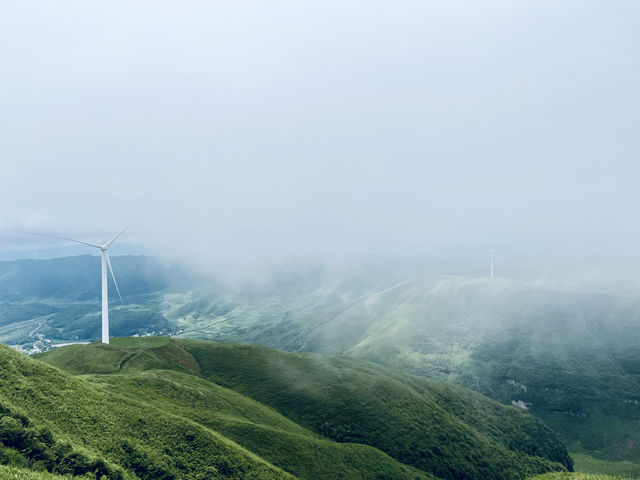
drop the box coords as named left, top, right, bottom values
left=105, top=253, right=123, bottom=303
left=29, top=233, right=102, bottom=249
left=106, top=221, right=134, bottom=248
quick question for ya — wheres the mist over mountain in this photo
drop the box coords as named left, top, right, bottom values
left=2, top=253, right=640, bottom=476
left=1, top=1, right=639, bottom=264
left=1, top=1, right=639, bottom=479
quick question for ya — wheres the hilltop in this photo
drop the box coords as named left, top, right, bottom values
left=25, top=336, right=571, bottom=479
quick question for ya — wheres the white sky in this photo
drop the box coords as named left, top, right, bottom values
left=0, top=1, right=639, bottom=261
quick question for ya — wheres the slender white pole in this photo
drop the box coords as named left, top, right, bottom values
left=490, top=249, right=494, bottom=279
left=101, top=250, right=109, bottom=344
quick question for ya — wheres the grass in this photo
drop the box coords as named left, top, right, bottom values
left=89, top=370, right=433, bottom=480
left=0, top=344, right=298, bottom=479
left=33, top=337, right=199, bottom=376
left=181, top=338, right=572, bottom=480
left=8, top=340, right=435, bottom=480
left=37, top=337, right=573, bottom=480
left=529, top=473, right=628, bottom=480
left=0, top=464, right=77, bottom=479
left=570, top=452, right=640, bottom=478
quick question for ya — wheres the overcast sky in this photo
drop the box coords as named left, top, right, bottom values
left=0, top=1, right=639, bottom=262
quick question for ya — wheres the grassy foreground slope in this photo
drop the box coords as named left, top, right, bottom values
left=1, top=342, right=430, bottom=480
left=569, top=453, right=640, bottom=478
left=88, top=371, right=431, bottom=480
left=0, top=464, right=72, bottom=479
left=529, top=474, right=625, bottom=480
left=0, top=343, right=296, bottom=480
left=38, top=337, right=571, bottom=480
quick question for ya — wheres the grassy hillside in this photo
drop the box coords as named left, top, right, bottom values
left=3, top=467, right=619, bottom=480
left=570, top=452, right=640, bottom=478
left=181, top=339, right=572, bottom=479
left=0, top=345, right=299, bottom=479
left=3, top=341, right=435, bottom=480
left=529, top=474, right=625, bottom=480
left=37, top=340, right=431, bottom=480
left=37, top=337, right=571, bottom=480
left=0, top=464, right=74, bottom=479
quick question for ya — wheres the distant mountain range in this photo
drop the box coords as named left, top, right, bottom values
left=1, top=254, right=640, bottom=473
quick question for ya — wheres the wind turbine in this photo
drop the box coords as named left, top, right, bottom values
left=490, top=249, right=495, bottom=279
left=32, top=225, right=130, bottom=344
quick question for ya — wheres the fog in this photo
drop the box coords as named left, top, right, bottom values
left=1, top=1, right=639, bottom=265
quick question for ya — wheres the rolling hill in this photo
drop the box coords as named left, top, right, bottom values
left=29, top=336, right=571, bottom=479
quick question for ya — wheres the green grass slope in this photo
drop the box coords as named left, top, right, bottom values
left=570, top=452, right=640, bottom=478
left=89, top=370, right=431, bottom=480
left=39, top=337, right=572, bottom=480
left=0, top=343, right=299, bottom=480
left=529, top=474, right=626, bottom=480
left=11, top=341, right=431, bottom=480
left=181, top=339, right=572, bottom=480
left=0, top=464, right=74, bottom=479
left=33, top=336, right=200, bottom=375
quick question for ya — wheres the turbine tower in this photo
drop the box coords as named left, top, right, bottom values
left=33, top=225, right=129, bottom=344
left=490, top=249, right=495, bottom=279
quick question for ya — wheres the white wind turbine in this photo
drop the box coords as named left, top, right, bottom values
left=490, top=248, right=495, bottom=279
left=33, top=225, right=130, bottom=344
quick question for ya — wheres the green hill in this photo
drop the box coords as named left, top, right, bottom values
left=0, top=344, right=300, bottom=479
left=0, top=341, right=434, bottom=480
left=33, top=337, right=571, bottom=479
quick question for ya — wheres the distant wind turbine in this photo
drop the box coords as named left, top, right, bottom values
left=31, top=224, right=131, bottom=344
left=490, top=249, right=495, bottom=279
